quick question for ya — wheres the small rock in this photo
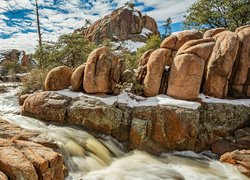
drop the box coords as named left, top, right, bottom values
left=220, top=150, right=250, bottom=177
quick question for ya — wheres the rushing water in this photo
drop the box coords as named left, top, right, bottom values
left=0, top=83, right=248, bottom=180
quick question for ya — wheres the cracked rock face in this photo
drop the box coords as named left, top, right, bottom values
left=0, top=119, right=65, bottom=180
left=220, top=150, right=250, bottom=177
left=83, top=47, right=121, bottom=94
left=21, top=91, right=72, bottom=123
left=75, top=7, right=159, bottom=43
left=21, top=91, right=250, bottom=155
left=167, top=38, right=215, bottom=100
left=204, top=31, right=240, bottom=98
left=229, top=26, right=250, bottom=98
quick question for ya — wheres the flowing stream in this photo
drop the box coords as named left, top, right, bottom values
left=0, top=83, right=248, bottom=180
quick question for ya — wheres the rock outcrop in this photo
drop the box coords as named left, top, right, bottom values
left=204, top=31, right=240, bottom=98
left=229, top=26, right=250, bottom=98
left=45, top=66, right=73, bottom=91
left=167, top=38, right=215, bottom=100
left=0, top=49, right=30, bottom=66
left=221, top=150, right=250, bottom=177
left=21, top=91, right=250, bottom=155
left=160, top=31, right=203, bottom=67
left=83, top=47, right=121, bottom=94
left=22, top=91, right=71, bottom=123
left=76, top=6, right=159, bottom=43
left=0, top=118, right=65, bottom=180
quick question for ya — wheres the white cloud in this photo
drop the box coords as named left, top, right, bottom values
left=0, top=0, right=197, bottom=53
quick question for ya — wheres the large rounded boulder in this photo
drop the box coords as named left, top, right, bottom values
left=71, top=64, right=86, bottom=92
left=83, top=46, right=121, bottom=94
left=229, top=26, right=250, bottom=98
left=44, top=66, right=73, bottom=91
left=203, top=28, right=226, bottom=38
left=167, top=38, right=215, bottom=100
left=160, top=31, right=203, bottom=65
left=204, top=31, right=240, bottom=98
left=143, top=48, right=171, bottom=97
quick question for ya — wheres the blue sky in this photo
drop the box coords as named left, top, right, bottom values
left=0, top=0, right=197, bottom=53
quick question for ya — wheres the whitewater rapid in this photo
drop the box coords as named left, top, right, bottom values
left=0, top=83, right=248, bottom=180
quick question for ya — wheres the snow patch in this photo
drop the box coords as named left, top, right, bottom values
left=133, top=11, right=140, bottom=17
left=55, top=89, right=201, bottom=110
left=122, top=40, right=145, bottom=53
left=140, top=28, right=152, bottom=37
left=55, top=89, right=250, bottom=110
left=18, top=51, right=24, bottom=64
left=165, top=66, right=170, bottom=71
left=54, top=89, right=83, bottom=99
left=199, top=94, right=250, bottom=107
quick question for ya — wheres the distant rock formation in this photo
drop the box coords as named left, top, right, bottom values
left=75, top=6, right=159, bottom=43
left=0, top=49, right=30, bottom=66
left=0, top=49, right=33, bottom=82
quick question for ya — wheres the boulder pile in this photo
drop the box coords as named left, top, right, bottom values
left=136, top=25, right=250, bottom=99
left=44, top=47, right=122, bottom=94
left=44, top=26, right=250, bottom=100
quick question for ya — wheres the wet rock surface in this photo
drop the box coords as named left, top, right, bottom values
left=221, top=150, right=250, bottom=177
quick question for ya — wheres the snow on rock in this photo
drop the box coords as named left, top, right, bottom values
left=122, top=40, right=145, bottom=52
left=55, top=89, right=250, bottom=110
left=53, top=89, right=82, bottom=98
left=165, top=66, right=170, bottom=71
left=140, top=28, right=152, bottom=37
left=133, top=11, right=140, bottom=17
left=199, top=94, right=250, bottom=107
left=55, top=89, right=201, bottom=110
left=18, top=51, right=24, bottom=64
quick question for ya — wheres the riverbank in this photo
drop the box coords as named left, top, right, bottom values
left=0, top=83, right=249, bottom=179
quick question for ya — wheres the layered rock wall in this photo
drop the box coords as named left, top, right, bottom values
left=21, top=91, right=250, bottom=155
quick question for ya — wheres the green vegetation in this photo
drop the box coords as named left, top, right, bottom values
left=136, top=35, right=162, bottom=59
left=21, top=68, right=49, bottom=94
left=184, top=0, right=250, bottom=31
left=34, top=33, right=97, bottom=69
left=118, top=35, right=162, bottom=70
left=1, top=61, right=31, bottom=75
left=125, top=1, right=135, bottom=10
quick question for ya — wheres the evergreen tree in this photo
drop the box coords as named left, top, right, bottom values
left=163, top=17, right=172, bottom=38
left=184, top=0, right=250, bottom=31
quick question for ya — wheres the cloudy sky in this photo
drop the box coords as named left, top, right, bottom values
left=0, top=0, right=197, bottom=53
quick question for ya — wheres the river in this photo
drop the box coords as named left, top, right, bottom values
left=0, top=83, right=247, bottom=180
